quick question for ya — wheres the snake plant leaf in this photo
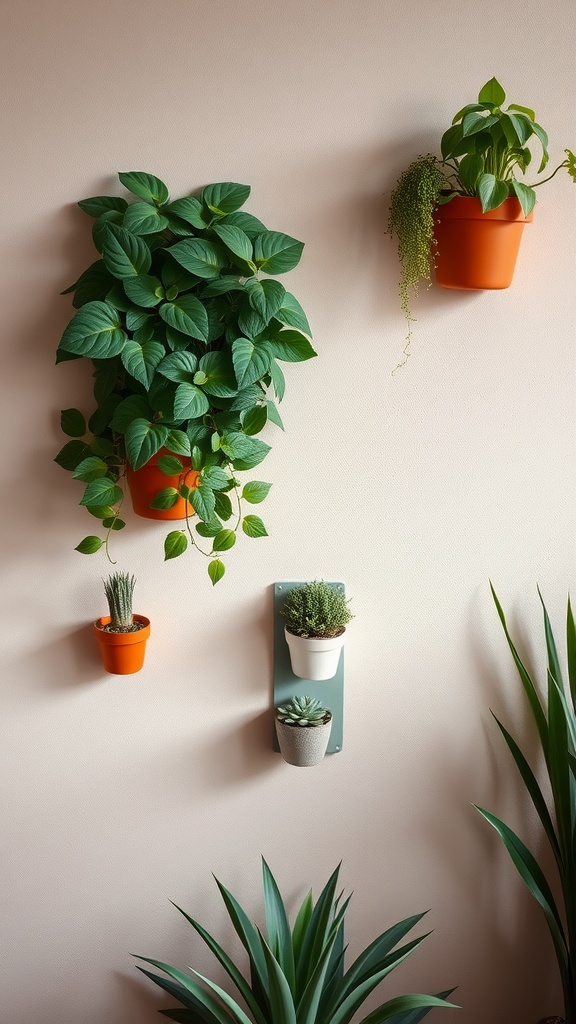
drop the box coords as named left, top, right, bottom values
left=360, top=994, right=460, bottom=1024
left=135, top=957, right=238, bottom=1024
left=58, top=301, right=126, bottom=360
left=567, top=597, right=576, bottom=711
left=490, top=584, right=549, bottom=750
left=125, top=418, right=169, bottom=470
left=539, top=588, right=564, bottom=694
left=213, top=877, right=269, bottom=997
left=159, top=296, right=209, bottom=342
left=474, top=806, right=569, bottom=976
left=491, top=712, right=562, bottom=868
left=292, top=890, right=313, bottom=963
left=326, top=936, right=433, bottom=1024
left=262, top=858, right=296, bottom=991
left=118, top=171, right=170, bottom=207
left=202, top=182, right=251, bottom=217
left=260, top=937, right=297, bottom=1024
left=101, top=223, right=152, bottom=279
left=295, top=864, right=342, bottom=995
left=328, top=914, right=429, bottom=1008
left=547, top=669, right=573, bottom=860
left=253, top=232, right=304, bottom=275
left=136, top=965, right=215, bottom=1020
left=189, top=970, right=258, bottom=1024
left=297, top=923, right=341, bottom=1024
left=380, top=990, right=457, bottom=1024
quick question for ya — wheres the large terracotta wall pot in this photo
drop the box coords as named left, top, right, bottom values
left=94, top=615, right=151, bottom=674
left=434, top=196, right=533, bottom=290
left=127, top=448, right=199, bottom=520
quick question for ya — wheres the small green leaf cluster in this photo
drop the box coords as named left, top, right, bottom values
left=103, top=571, right=136, bottom=628
left=276, top=695, right=331, bottom=726
left=56, top=172, right=316, bottom=582
left=280, top=581, right=353, bottom=638
left=475, top=586, right=576, bottom=1023
left=388, top=78, right=576, bottom=345
left=134, top=858, right=457, bottom=1024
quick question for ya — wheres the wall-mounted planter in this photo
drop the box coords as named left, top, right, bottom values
left=284, top=627, right=346, bottom=681
left=94, top=615, right=150, bottom=674
left=127, top=448, right=199, bottom=521
left=433, top=197, right=533, bottom=291
left=275, top=711, right=333, bottom=767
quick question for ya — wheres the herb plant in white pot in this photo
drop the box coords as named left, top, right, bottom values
left=280, top=580, right=352, bottom=680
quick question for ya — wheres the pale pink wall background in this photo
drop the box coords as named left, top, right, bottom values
left=1, top=1, right=575, bottom=1022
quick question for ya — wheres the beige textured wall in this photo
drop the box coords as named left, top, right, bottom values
left=1, top=1, right=575, bottom=1022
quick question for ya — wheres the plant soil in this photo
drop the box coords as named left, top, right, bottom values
left=97, top=622, right=147, bottom=634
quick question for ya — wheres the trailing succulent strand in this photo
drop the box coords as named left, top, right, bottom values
left=55, top=172, right=317, bottom=584
left=133, top=858, right=457, bottom=1024
left=103, top=571, right=135, bottom=629
left=276, top=695, right=330, bottom=726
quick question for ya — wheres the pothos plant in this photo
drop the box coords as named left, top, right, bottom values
left=388, top=77, right=576, bottom=360
left=56, top=172, right=316, bottom=584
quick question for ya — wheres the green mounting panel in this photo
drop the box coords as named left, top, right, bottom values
left=273, top=581, right=344, bottom=755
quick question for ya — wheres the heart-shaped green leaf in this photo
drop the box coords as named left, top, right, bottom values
left=245, top=279, right=286, bottom=324
left=169, top=238, right=227, bottom=280
left=123, top=202, right=170, bottom=235
left=121, top=340, right=165, bottom=389
left=165, top=197, right=208, bottom=229
left=150, top=487, right=180, bottom=510
left=267, top=330, right=317, bottom=363
left=125, top=419, right=169, bottom=470
left=118, top=171, right=169, bottom=206
left=212, top=529, right=236, bottom=552
left=253, top=231, right=304, bottom=274
left=58, top=301, right=126, bottom=359
left=242, top=481, right=272, bottom=504
left=173, top=383, right=210, bottom=421
left=123, top=275, right=164, bottom=308
left=232, top=337, right=272, bottom=388
left=80, top=478, right=123, bottom=507
left=198, top=352, right=238, bottom=398
left=159, top=295, right=209, bottom=341
left=191, top=484, right=216, bottom=522
left=208, top=558, right=226, bottom=585
left=72, top=456, right=109, bottom=482
left=101, top=223, right=152, bottom=279
left=78, top=195, right=128, bottom=218
left=274, top=292, right=312, bottom=336
left=164, top=530, right=188, bottom=560
left=201, top=182, right=251, bottom=216
left=242, top=515, right=268, bottom=538
left=75, top=536, right=104, bottom=554
left=241, top=405, right=268, bottom=436
left=212, top=223, right=254, bottom=262
left=61, top=408, right=86, bottom=437
left=157, top=351, right=199, bottom=383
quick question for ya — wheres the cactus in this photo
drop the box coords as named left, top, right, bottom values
left=280, top=581, right=353, bottom=638
left=103, top=572, right=135, bottom=629
left=276, top=695, right=331, bottom=727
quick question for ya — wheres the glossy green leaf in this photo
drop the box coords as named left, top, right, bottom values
left=71, top=456, right=109, bottom=482
left=201, top=466, right=229, bottom=490
left=150, top=487, right=180, bottom=510
left=214, top=491, right=233, bottom=521
left=92, top=209, right=124, bottom=254
left=173, top=383, right=210, bottom=421
left=269, top=359, right=285, bottom=401
left=241, top=405, right=267, bottom=436
left=242, top=515, right=267, bottom=538
left=62, top=259, right=115, bottom=308
left=198, top=352, right=238, bottom=398
left=86, top=504, right=115, bottom=520
left=80, top=478, right=123, bottom=507
left=246, top=279, right=286, bottom=324
left=202, top=182, right=251, bottom=216
left=165, top=196, right=209, bottom=229
left=360, top=994, right=459, bottom=1024
left=123, top=201, right=170, bottom=235
left=169, top=238, right=227, bottom=280
left=208, top=559, right=226, bottom=585
left=164, top=531, right=188, bottom=560
left=54, top=439, right=92, bottom=471
left=159, top=295, right=209, bottom=341
left=478, top=76, right=506, bottom=106
left=157, top=351, right=198, bottom=383
left=266, top=401, right=284, bottom=430
left=262, top=858, right=295, bottom=992
left=212, top=529, right=236, bottom=552
left=101, top=223, right=152, bottom=279
left=222, top=434, right=271, bottom=470
left=232, top=337, right=272, bottom=388
left=191, top=484, right=216, bottom=522
left=253, top=232, right=304, bottom=274
left=125, top=419, right=169, bottom=470
left=242, top=481, right=271, bottom=504
left=212, top=223, right=253, bottom=262
left=103, top=516, right=125, bottom=530
left=267, top=330, right=317, bottom=363
left=224, top=211, right=267, bottom=237
left=275, top=292, right=312, bottom=336
left=118, top=171, right=169, bottom=206
left=121, top=339, right=165, bottom=388
left=165, top=429, right=192, bottom=457
left=157, top=455, right=184, bottom=476
left=78, top=195, right=128, bottom=218
left=75, top=536, right=103, bottom=554
left=202, top=276, right=247, bottom=297
left=511, top=181, right=536, bottom=217
left=123, top=274, right=164, bottom=308
left=196, top=519, right=223, bottom=538
left=58, top=301, right=126, bottom=359
left=110, top=395, right=152, bottom=433
left=477, top=174, right=509, bottom=212
left=61, top=408, right=86, bottom=437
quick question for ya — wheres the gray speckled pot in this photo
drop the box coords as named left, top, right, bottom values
left=275, top=714, right=332, bottom=767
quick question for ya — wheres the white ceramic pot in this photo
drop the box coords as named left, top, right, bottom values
left=284, top=627, right=345, bottom=680
left=275, top=714, right=332, bottom=767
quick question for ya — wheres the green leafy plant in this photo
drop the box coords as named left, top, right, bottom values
left=388, top=78, right=576, bottom=354
left=276, top=695, right=331, bottom=726
left=102, top=571, right=136, bottom=630
left=56, top=172, right=317, bottom=584
left=475, top=585, right=576, bottom=1024
left=133, top=858, right=457, bottom=1024
left=280, top=582, right=353, bottom=639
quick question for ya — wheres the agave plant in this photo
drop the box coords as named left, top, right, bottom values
left=476, top=585, right=576, bottom=1024
left=103, top=571, right=135, bottom=629
left=276, top=696, right=330, bottom=726
left=134, top=860, right=456, bottom=1024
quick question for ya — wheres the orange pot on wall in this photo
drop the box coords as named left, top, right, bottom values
left=94, top=615, right=151, bottom=675
left=126, top=448, right=199, bottom=520
left=433, top=196, right=534, bottom=290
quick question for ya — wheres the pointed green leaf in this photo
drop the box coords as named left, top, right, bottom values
left=123, top=201, right=169, bottom=235
left=242, top=405, right=268, bottom=436
left=54, top=439, right=92, bottom=471
left=269, top=359, right=285, bottom=401
left=121, top=339, right=165, bottom=388
left=360, top=994, right=458, bottom=1024
left=224, top=211, right=268, bottom=237
left=123, top=274, right=164, bottom=308
left=202, top=182, right=251, bottom=216
left=62, top=259, right=115, bottom=308
left=150, top=487, right=180, bottom=510
left=157, top=351, right=199, bottom=383
left=232, top=338, right=272, bottom=388
left=80, top=478, right=123, bottom=507
left=212, top=529, right=236, bottom=552
left=477, top=174, right=509, bottom=213
left=275, top=292, right=312, bottom=336
left=242, top=515, right=268, bottom=538
left=110, top=395, right=152, bottom=433
left=173, top=383, right=210, bottom=421
left=101, top=222, right=152, bottom=279
left=208, top=559, right=226, bottom=585
left=253, top=232, right=304, bottom=274
left=157, top=455, right=184, bottom=476
left=166, top=429, right=192, bottom=457
left=260, top=938, right=297, bottom=1024
left=242, top=481, right=272, bottom=504
left=567, top=597, right=576, bottom=712
left=75, top=536, right=103, bottom=554
left=78, top=195, right=128, bottom=218
left=58, top=301, right=126, bottom=359
left=118, top=171, right=169, bottom=206
left=511, top=181, right=536, bottom=217
left=262, top=859, right=295, bottom=991
left=212, top=223, right=253, bottom=262
left=169, top=238, right=228, bottom=280
left=191, top=484, right=216, bottom=522
left=61, top=408, right=86, bottom=437
left=125, top=418, right=169, bottom=470
left=159, top=295, right=209, bottom=342
left=164, top=531, right=188, bottom=560
left=166, top=196, right=209, bottom=229
left=201, top=466, right=229, bottom=490
left=71, top=456, right=109, bottom=482
left=267, top=330, right=317, bottom=363
left=478, top=77, right=506, bottom=106
left=199, top=352, right=238, bottom=398
left=246, top=279, right=286, bottom=324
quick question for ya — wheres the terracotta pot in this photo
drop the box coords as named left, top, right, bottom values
left=127, top=448, right=199, bottom=520
left=275, top=713, right=333, bottom=766
left=434, top=196, right=534, bottom=290
left=94, top=615, right=150, bottom=674
left=284, top=627, right=346, bottom=681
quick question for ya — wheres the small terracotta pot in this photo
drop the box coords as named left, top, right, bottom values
left=127, top=448, right=199, bottom=520
left=284, top=627, right=346, bottom=681
left=94, top=615, right=150, bottom=674
left=434, top=196, right=533, bottom=290
left=275, top=713, right=333, bottom=766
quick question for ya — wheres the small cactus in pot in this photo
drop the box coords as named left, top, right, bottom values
left=94, top=571, right=150, bottom=674
left=275, top=695, right=332, bottom=766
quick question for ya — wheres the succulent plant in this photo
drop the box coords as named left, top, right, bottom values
left=280, top=580, right=353, bottom=638
left=276, top=695, right=331, bottom=726
left=103, top=571, right=135, bottom=629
